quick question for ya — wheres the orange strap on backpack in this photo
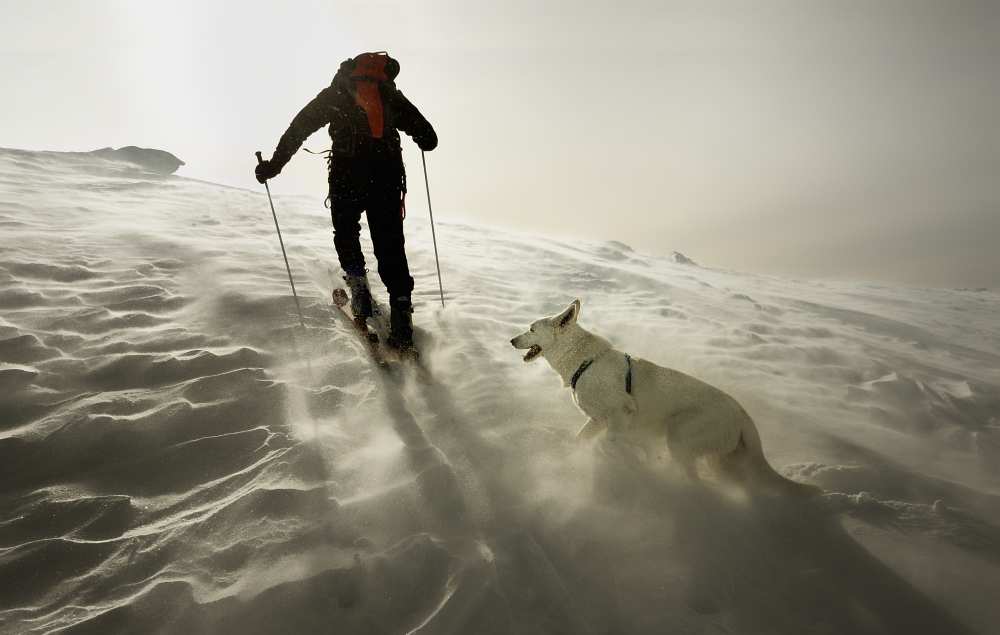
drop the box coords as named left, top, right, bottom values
left=350, top=52, right=389, bottom=138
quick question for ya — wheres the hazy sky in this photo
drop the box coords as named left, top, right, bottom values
left=2, top=0, right=998, bottom=288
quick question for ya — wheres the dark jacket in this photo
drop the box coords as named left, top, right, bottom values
left=271, top=61, right=437, bottom=200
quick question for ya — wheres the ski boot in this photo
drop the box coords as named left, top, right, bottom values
left=344, top=273, right=373, bottom=325
left=387, top=295, right=416, bottom=355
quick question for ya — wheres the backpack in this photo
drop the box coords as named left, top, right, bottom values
left=327, top=52, right=407, bottom=216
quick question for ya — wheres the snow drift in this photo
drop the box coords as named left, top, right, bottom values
left=1, top=146, right=999, bottom=634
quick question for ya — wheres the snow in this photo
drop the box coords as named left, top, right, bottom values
left=1, top=146, right=999, bottom=633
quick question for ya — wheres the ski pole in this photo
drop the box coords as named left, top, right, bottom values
left=421, top=150, right=446, bottom=308
left=256, top=151, right=305, bottom=328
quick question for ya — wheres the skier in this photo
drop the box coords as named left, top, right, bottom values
left=255, top=51, right=437, bottom=350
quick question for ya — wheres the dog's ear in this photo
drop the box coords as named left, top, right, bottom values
left=558, top=299, right=581, bottom=327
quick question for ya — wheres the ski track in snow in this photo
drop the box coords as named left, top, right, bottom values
left=1, top=146, right=999, bottom=634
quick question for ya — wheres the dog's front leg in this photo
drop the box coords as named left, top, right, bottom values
left=576, top=418, right=607, bottom=441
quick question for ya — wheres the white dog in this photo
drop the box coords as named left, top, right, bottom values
left=510, top=299, right=818, bottom=496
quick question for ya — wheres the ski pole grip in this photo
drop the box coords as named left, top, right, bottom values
left=255, top=151, right=264, bottom=165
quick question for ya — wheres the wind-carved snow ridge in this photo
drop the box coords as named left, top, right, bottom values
left=1, top=146, right=999, bottom=634
left=90, top=146, right=186, bottom=174
left=0, top=145, right=185, bottom=176
left=669, top=250, right=697, bottom=265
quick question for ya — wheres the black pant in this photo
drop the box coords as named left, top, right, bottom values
left=330, top=187, right=413, bottom=300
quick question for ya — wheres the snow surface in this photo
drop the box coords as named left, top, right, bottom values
left=1, top=147, right=999, bottom=634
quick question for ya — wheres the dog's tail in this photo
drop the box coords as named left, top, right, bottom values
left=726, top=420, right=822, bottom=498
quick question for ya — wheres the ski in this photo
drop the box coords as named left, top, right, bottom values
left=365, top=298, right=433, bottom=383
left=333, top=288, right=429, bottom=381
left=332, top=288, right=391, bottom=369
left=367, top=299, right=423, bottom=366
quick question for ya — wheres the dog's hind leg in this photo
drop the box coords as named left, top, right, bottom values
left=711, top=434, right=750, bottom=484
left=716, top=431, right=820, bottom=497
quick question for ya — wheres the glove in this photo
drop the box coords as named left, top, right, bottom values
left=415, top=130, right=438, bottom=152
left=255, top=159, right=281, bottom=184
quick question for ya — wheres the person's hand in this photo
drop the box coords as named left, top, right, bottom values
left=416, top=132, right=438, bottom=152
left=255, top=159, right=281, bottom=184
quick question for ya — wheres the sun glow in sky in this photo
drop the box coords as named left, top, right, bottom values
left=2, top=0, right=997, bottom=287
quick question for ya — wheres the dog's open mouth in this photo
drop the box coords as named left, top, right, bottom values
left=523, top=345, right=542, bottom=362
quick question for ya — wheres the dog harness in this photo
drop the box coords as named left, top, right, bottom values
left=570, top=359, right=594, bottom=391
left=571, top=354, right=633, bottom=394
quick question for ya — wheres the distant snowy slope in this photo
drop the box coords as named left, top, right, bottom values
left=1, top=147, right=999, bottom=634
